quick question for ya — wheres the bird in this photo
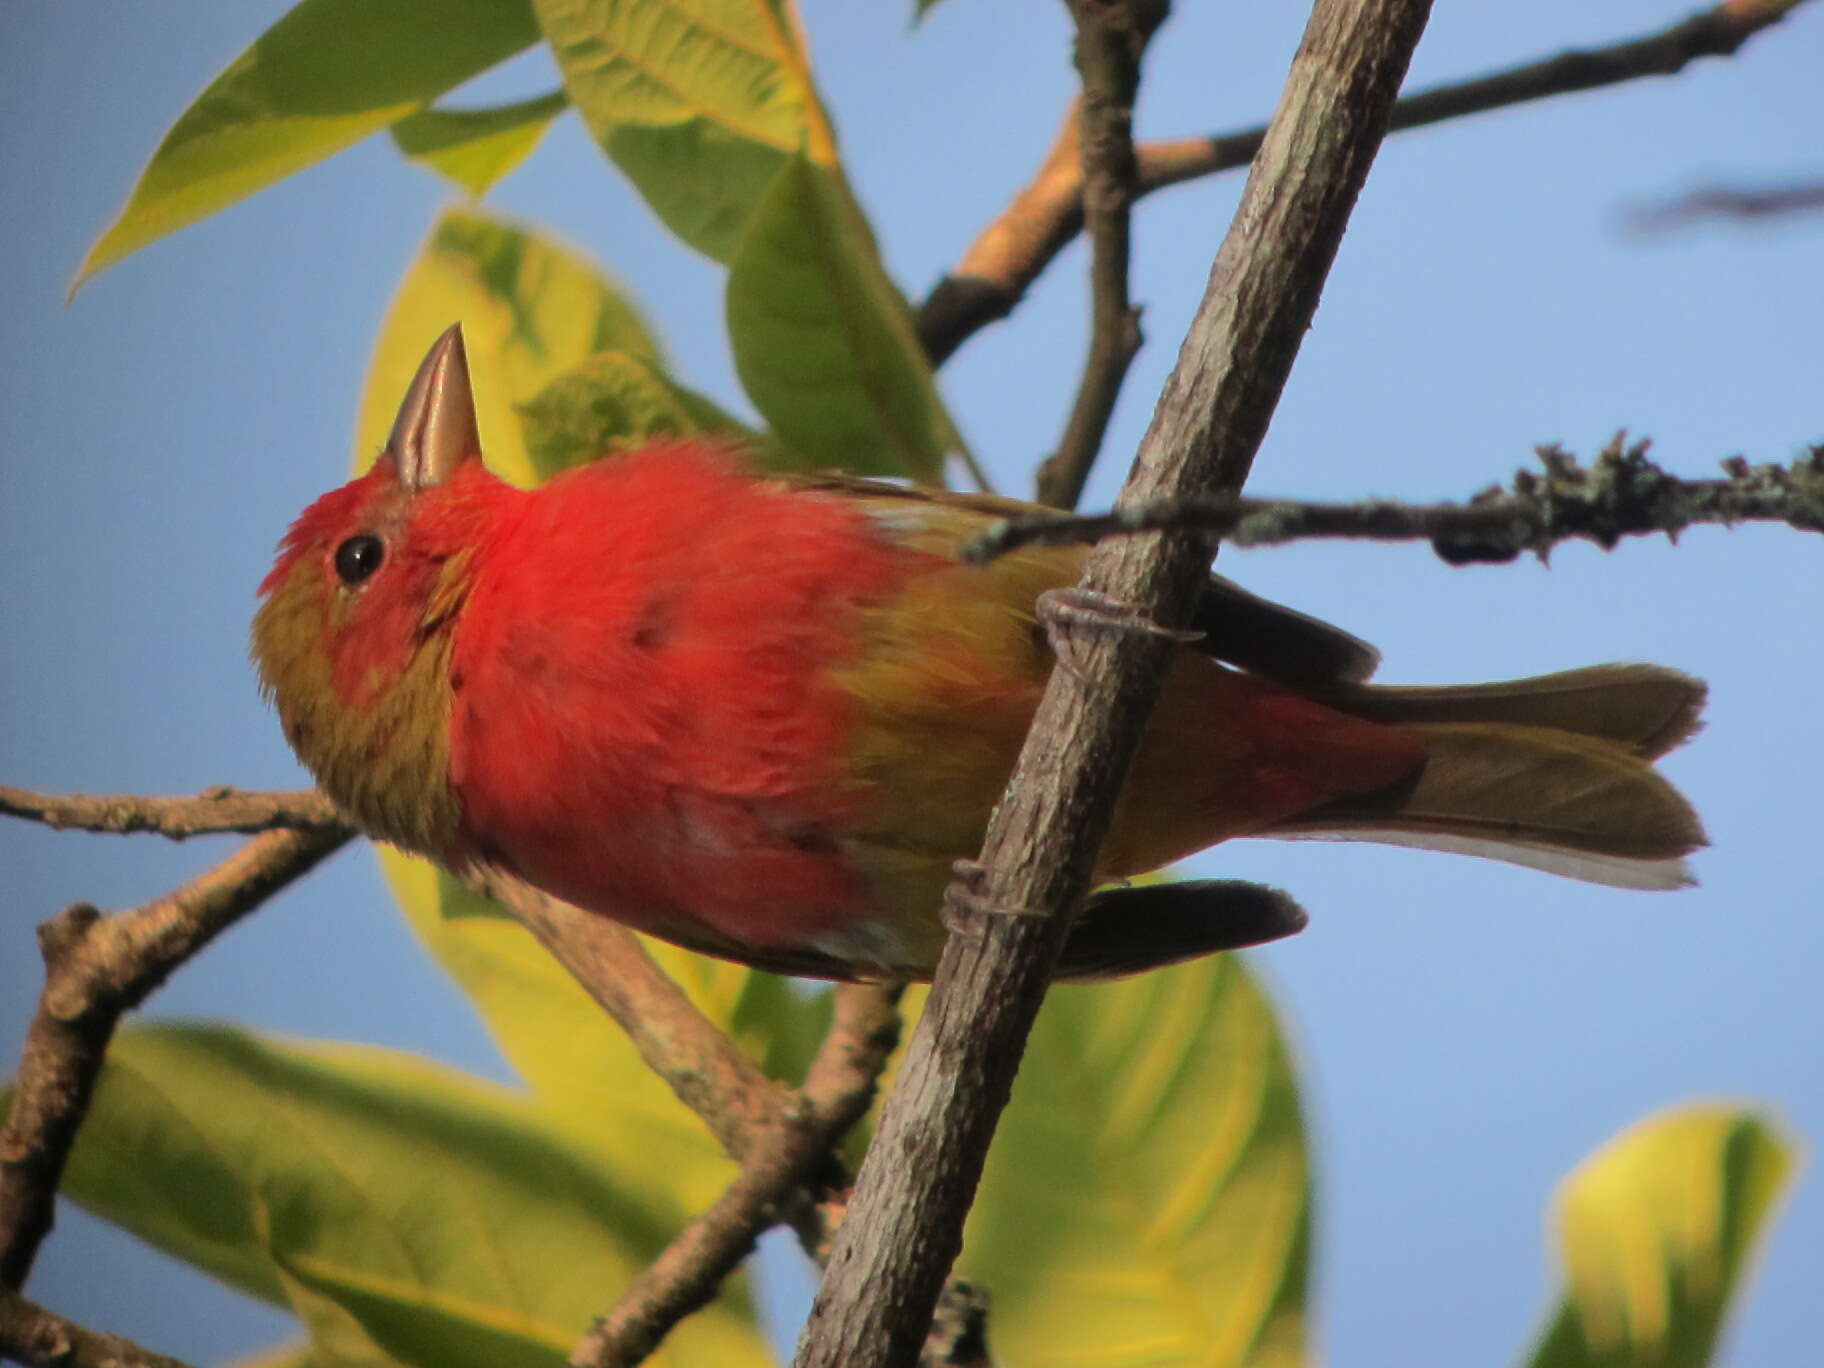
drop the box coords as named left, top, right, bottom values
left=252, top=325, right=1707, bottom=982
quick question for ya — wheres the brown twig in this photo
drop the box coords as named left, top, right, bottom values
left=793, top=0, right=1433, bottom=1363
left=473, top=871, right=791, bottom=1157
left=1626, top=179, right=1824, bottom=233
left=0, top=784, right=345, bottom=839
left=914, top=0, right=1811, bottom=366
left=968, top=439, right=1824, bottom=563
left=0, top=1286, right=197, bottom=1368
left=1037, top=0, right=1169, bottom=511
left=0, top=827, right=350, bottom=1290
left=791, top=2, right=1430, bottom=1364
left=569, top=984, right=902, bottom=1368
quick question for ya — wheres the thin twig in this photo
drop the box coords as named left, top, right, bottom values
left=0, top=1286, right=197, bottom=1368
left=0, top=784, right=345, bottom=839
left=967, top=439, right=1824, bottom=563
left=0, top=827, right=351, bottom=1289
left=569, top=984, right=902, bottom=1368
left=914, top=0, right=1811, bottom=366
left=1037, top=0, right=1168, bottom=510
left=793, top=1, right=1433, bottom=1363
left=1626, top=179, right=1824, bottom=233
left=474, top=871, right=791, bottom=1157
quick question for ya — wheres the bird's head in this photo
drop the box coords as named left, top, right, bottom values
left=252, top=325, right=502, bottom=856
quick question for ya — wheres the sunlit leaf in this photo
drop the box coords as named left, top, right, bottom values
left=727, top=152, right=948, bottom=479
left=534, top=0, right=953, bottom=480
left=392, top=91, right=568, bottom=196
left=221, top=1340, right=317, bottom=1368
left=355, top=206, right=664, bottom=486
left=961, top=956, right=1309, bottom=1367
left=516, top=350, right=755, bottom=471
left=1522, top=1104, right=1797, bottom=1368
left=76, top=0, right=539, bottom=287
left=60, top=1024, right=772, bottom=1367
left=530, top=0, right=836, bottom=263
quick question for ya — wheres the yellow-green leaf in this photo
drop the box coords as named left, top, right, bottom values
left=392, top=91, right=569, bottom=196
left=533, top=0, right=953, bottom=480
left=961, top=956, right=1309, bottom=1367
left=516, top=350, right=756, bottom=470
left=76, top=0, right=539, bottom=287
left=727, top=152, right=948, bottom=479
left=530, top=0, right=837, bottom=264
left=222, top=1341, right=317, bottom=1368
left=355, top=206, right=664, bottom=485
left=1523, top=1104, right=1798, bottom=1368
left=60, top=1024, right=771, bottom=1368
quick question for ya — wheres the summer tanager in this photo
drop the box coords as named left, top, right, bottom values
left=253, top=326, right=1707, bottom=981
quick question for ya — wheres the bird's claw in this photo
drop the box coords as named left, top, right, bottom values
left=942, top=858, right=1045, bottom=940
left=1036, top=586, right=1202, bottom=682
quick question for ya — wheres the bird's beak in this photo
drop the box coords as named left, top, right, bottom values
left=388, top=323, right=482, bottom=490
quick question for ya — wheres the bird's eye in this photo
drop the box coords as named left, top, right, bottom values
left=334, top=534, right=385, bottom=586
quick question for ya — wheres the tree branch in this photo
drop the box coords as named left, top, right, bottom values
left=967, top=438, right=1824, bottom=563
left=0, top=827, right=351, bottom=1290
left=0, top=1286, right=197, bottom=1368
left=914, top=0, right=1811, bottom=366
left=0, top=784, right=345, bottom=839
left=1037, top=0, right=1169, bottom=510
left=1626, top=179, right=1824, bottom=233
left=793, top=1, right=1433, bottom=1364
left=568, top=983, right=902, bottom=1368
left=473, top=872, right=791, bottom=1157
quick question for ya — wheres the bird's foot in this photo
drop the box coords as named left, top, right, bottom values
left=942, top=858, right=1047, bottom=941
left=1036, top=586, right=1201, bottom=681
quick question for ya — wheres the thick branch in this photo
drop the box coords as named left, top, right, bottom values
left=0, top=827, right=350, bottom=1290
left=968, top=440, right=1824, bottom=563
left=0, top=1287, right=196, bottom=1368
left=914, top=0, right=1810, bottom=366
left=569, top=984, right=902, bottom=1368
left=1037, top=0, right=1168, bottom=510
left=0, top=784, right=345, bottom=839
left=793, top=2, right=1432, bottom=1365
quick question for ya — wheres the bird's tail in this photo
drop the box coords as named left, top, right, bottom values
left=1265, top=664, right=1709, bottom=889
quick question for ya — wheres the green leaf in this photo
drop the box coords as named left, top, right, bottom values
left=221, top=1341, right=318, bottom=1368
left=961, top=956, right=1309, bottom=1367
left=392, top=91, right=569, bottom=196
left=76, top=0, right=539, bottom=287
left=1522, top=1104, right=1798, bottom=1368
left=516, top=350, right=756, bottom=472
left=60, top=1024, right=772, bottom=1368
left=727, top=152, right=949, bottom=479
left=530, top=0, right=835, bottom=264
left=355, top=206, right=665, bottom=485
left=533, top=0, right=953, bottom=480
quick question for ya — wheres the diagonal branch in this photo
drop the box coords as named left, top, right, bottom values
left=567, top=983, right=902, bottom=1368
left=0, top=827, right=351, bottom=1290
left=0, top=784, right=345, bottom=839
left=1037, top=0, right=1170, bottom=511
left=793, top=1, right=1434, bottom=1363
left=473, top=871, right=791, bottom=1157
left=967, top=439, right=1824, bottom=563
left=915, top=0, right=1812, bottom=366
left=0, top=1286, right=197, bottom=1368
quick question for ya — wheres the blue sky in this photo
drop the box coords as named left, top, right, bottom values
left=3, top=3, right=1821, bottom=1365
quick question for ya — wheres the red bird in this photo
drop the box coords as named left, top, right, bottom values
left=253, top=327, right=1707, bottom=981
